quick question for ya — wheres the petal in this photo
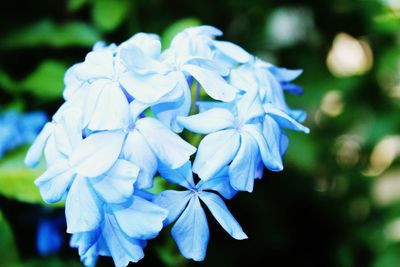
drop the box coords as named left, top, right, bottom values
left=153, top=190, right=192, bottom=225
left=101, top=213, right=146, bottom=267
left=91, top=159, right=139, bottom=204
left=69, top=130, right=125, bottom=178
left=236, top=91, right=264, bottom=124
left=25, top=122, right=53, bottom=168
left=158, top=161, right=195, bottom=189
left=111, top=195, right=168, bottom=239
left=34, top=158, right=75, bottom=203
left=66, top=177, right=103, bottom=233
left=75, top=50, right=114, bottom=81
left=199, top=191, right=247, bottom=240
left=242, top=122, right=283, bottom=171
left=213, top=40, right=250, bottom=63
left=86, top=80, right=130, bottom=131
left=123, top=129, right=157, bottom=189
left=53, top=107, right=83, bottom=156
left=119, top=71, right=176, bottom=104
left=171, top=196, right=209, bottom=261
left=197, top=167, right=237, bottom=200
left=228, top=132, right=259, bottom=192
left=119, top=44, right=166, bottom=74
left=136, top=117, right=196, bottom=169
left=182, top=64, right=237, bottom=102
left=122, top=33, right=161, bottom=59
left=264, top=104, right=310, bottom=133
left=177, top=108, right=235, bottom=135
left=269, top=67, right=303, bottom=82
left=193, top=129, right=240, bottom=180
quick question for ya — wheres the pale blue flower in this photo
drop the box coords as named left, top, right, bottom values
left=154, top=162, right=246, bottom=261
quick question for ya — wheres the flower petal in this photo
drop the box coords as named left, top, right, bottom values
left=197, top=167, right=237, bottom=199
left=171, top=196, right=209, bottom=261
left=153, top=190, right=192, bottom=225
left=34, top=158, right=75, bottom=203
left=193, top=129, right=240, bottom=180
left=69, top=130, right=125, bottom=178
left=123, top=129, right=157, bottom=189
left=228, top=132, right=259, bottom=192
left=66, top=177, right=103, bottom=233
left=136, top=117, right=196, bottom=169
left=242, top=122, right=283, bottom=171
left=177, top=108, right=235, bottom=135
left=111, top=195, right=168, bottom=239
left=182, top=64, right=237, bottom=102
left=158, top=161, right=195, bottom=189
left=91, top=159, right=139, bottom=204
left=199, top=191, right=247, bottom=240
left=213, top=40, right=250, bottom=63
left=264, top=103, right=310, bottom=133
left=25, top=122, right=53, bottom=168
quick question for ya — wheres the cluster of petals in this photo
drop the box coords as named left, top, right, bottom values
left=26, top=25, right=308, bottom=266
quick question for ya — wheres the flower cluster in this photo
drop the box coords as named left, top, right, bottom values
left=0, top=110, right=46, bottom=157
left=26, top=25, right=309, bottom=267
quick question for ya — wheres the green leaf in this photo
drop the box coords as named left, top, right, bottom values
left=161, top=17, right=202, bottom=49
left=0, top=146, right=45, bottom=204
left=0, top=211, right=19, bottom=266
left=0, top=70, right=19, bottom=94
left=1, top=20, right=101, bottom=48
left=20, top=60, right=67, bottom=100
left=92, top=0, right=131, bottom=32
left=68, top=0, right=88, bottom=11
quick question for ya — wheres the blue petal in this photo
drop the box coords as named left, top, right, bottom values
left=66, top=177, right=103, bottom=233
left=199, top=191, right=247, bottom=240
left=197, top=167, right=237, bottom=199
left=70, top=229, right=101, bottom=263
left=171, top=196, right=209, bottom=261
left=69, top=130, right=125, bottom=178
left=264, top=104, right=310, bottom=133
left=212, top=40, right=250, bottom=63
left=158, top=161, right=195, bottom=189
left=193, top=129, right=240, bottom=180
left=34, top=158, right=75, bottom=203
left=122, top=32, right=162, bottom=59
left=235, top=91, right=264, bottom=124
left=177, top=108, right=235, bottom=135
left=120, top=71, right=176, bottom=104
left=101, top=213, right=146, bottom=267
left=228, top=131, right=259, bottom=192
left=136, top=117, right=196, bottom=169
left=25, top=122, right=53, bottom=168
left=111, top=195, right=168, bottom=239
left=182, top=64, right=237, bottom=102
left=153, top=190, right=192, bottom=225
left=85, top=80, right=129, bottom=131
left=37, top=218, right=63, bottom=256
left=53, top=107, right=83, bottom=156
left=269, top=67, right=303, bottom=82
left=123, top=129, right=157, bottom=189
left=243, top=122, right=283, bottom=171
left=91, top=159, right=139, bottom=204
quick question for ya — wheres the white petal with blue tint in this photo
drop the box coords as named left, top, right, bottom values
left=264, top=103, right=310, bottom=133
left=229, top=131, right=259, bottom=192
left=171, top=196, right=209, bottom=261
left=177, top=108, right=235, bottom=134
left=213, top=40, right=250, bottom=63
left=136, top=117, right=196, bottom=169
left=34, top=158, right=75, bottom=203
left=111, top=195, right=168, bottom=239
left=69, top=130, right=125, bottom=178
left=123, top=129, right=158, bottom=189
left=182, top=64, right=237, bottom=102
left=24, top=122, right=53, bottom=168
left=66, top=177, right=102, bottom=233
left=158, top=161, right=195, bottom=189
left=193, top=129, right=240, bottom=180
left=91, top=159, right=139, bottom=204
left=153, top=190, right=192, bottom=225
left=243, top=123, right=283, bottom=171
left=199, top=191, right=247, bottom=240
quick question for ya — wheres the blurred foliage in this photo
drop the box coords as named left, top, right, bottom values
left=0, top=0, right=400, bottom=266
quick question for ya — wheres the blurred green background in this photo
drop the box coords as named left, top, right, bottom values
left=1, top=0, right=400, bottom=266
